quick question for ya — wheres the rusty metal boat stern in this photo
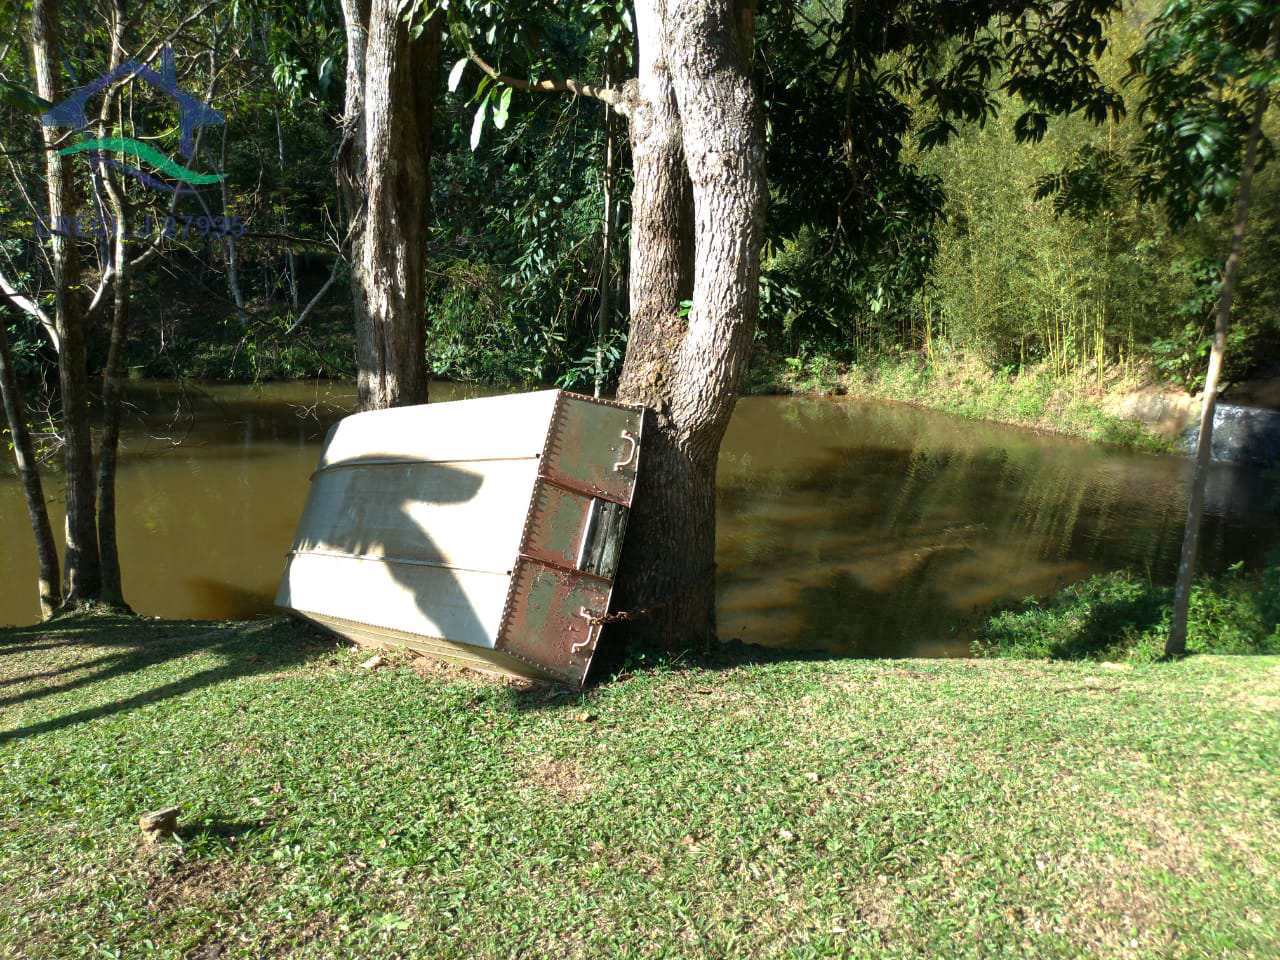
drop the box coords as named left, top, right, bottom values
left=275, top=389, right=643, bottom=686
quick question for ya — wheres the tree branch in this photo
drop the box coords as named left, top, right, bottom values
left=284, top=255, right=343, bottom=335
left=0, top=266, right=59, bottom=351
left=466, top=48, right=633, bottom=117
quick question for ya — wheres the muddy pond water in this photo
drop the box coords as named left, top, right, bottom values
left=2, top=380, right=1278, bottom=656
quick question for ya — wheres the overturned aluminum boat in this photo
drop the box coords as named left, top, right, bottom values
left=276, top=389, right=643, bottom=685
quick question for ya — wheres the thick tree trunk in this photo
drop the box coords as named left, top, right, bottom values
left=1166, top=16, right=1279, bottom=658
left=0, top=299, right=61, bottom=618
left=617, top=2, right=694, bottom=408
left=664, top=0, right=765, bottom=453
left=32, top=0, right=101, bottom=603
left=341, top=0, right=438, bottom=410
left=613, top=0, right=764, bottom=650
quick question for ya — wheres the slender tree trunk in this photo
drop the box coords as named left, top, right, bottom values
left=337, top=0, right=369, bottom=257
left=91, top=0, right=131, bottom=609
left=594, top=76, right=617, bottom=399
left=32, top=0, right=101, bottom=604
left=220, top=125, right=247, bottom=327
left=0, top=299, right=61, bottom=618
left=275, top=110, right=300, bottom=310
left=613, top=0, right=764, bottom=650
left=341, top=0, right=438, bottom=410
left=95, top=191, right=130, bottom=608
left=1167, top=16, right=1280, bottom=658
left=337, top=0, right=369, bottom=384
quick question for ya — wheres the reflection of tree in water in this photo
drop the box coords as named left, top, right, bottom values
left=716, top=396, right=1280, bottom=658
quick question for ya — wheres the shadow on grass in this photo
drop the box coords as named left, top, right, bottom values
left=504, top=634, right=838, bottom=712
left=178, top=816, right=273, bottom=849
left=1049, top=588, right=1167, bottom=661
left=0, top=651, right=130, bottom=689
left=0, top=613, right=336, bottom=744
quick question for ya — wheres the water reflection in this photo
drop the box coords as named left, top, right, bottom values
left=716, top=396, right=1280, bottom=656
left=1, top=383, right=1278, bottom=658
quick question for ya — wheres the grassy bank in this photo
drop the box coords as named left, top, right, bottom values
left=2, top=616, right=1278, bottom=958
left=977, top=564, right=1280, bottom=663
left=749, top=352, right=1179, bottom=452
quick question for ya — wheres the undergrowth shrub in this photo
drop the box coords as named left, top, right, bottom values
left=974, top=563, right=1280, bottom=662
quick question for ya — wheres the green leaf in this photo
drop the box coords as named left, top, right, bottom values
left=448, top=58, right=467, bottom=93
left=0, top=79, right=53, bottom=115
left=493, top=87, right=512, bottom=130
left=470, top=101, right=488, bottom=151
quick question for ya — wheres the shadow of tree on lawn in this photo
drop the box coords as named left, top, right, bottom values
left=0, top=613, right=336, bottom=744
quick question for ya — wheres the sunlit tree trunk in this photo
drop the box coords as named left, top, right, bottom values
left=614, top=0, right=764, bottom=650
left=93, top=0, right=131, bottom=609
left=337, top=0, right=369, bottom=230
left=32, top=0, right=101, bottom=604
left=339, top=0, right=439, bottom=410
left=0, top=298, right=61, bottom=618
left=1167, top=17, right=1279, bottom=657
left=594, top=90, right=617, bottom=400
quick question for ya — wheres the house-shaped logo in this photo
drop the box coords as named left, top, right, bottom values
left=42, top=46, right=223, bottom=194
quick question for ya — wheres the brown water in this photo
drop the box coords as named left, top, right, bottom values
left=3, top=381, right=1278, bottom=656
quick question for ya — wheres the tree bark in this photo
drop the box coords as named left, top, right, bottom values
left=275, top=109, right=300, bottom=310
left=32, top=0, right=101, bottom=604
left=0, top=298, right=61, bottom=619
left=92, top=0, right=131, bottom=610
left=338, top=0, right=371, bottom=385
left=613, top=0, right=764, bottom=650
left=220, top=124, right=247, bottom=327
left=594, top=89, right=616, bottom=400
left=337, top=0, right=369, bottom=229
left=617, top=2, right=694, bottom=409
left=95, top=185, right=130, bottom=608
left=1166, top=16, right=1280, bottom=658
left=341, top=0, right=438, bottom=410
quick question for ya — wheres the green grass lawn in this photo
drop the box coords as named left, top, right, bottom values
left=1, top=615, right=1277, bottom=959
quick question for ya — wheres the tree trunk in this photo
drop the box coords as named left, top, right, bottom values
left=0, top=298, right=61, bottom=619
left=95, top=188, right=130, bottom=608
left=92, top=0, right=130, bottom=610
left=594, top=92, right=616, bottom=400
left=337, top=0, right=369, bottom=250
left=220, top=125, right=247, bottom=327
left=275, top=109, right=300, bottom=310
left=32, top=0, right=101, bottom=604
left=337, top=0, right=369, bottom=382
left=1166, top=16, right=1280, bottom=658
left=342, top=0, right=439, bottom=411
left=613, top=0, right=764, bottom=650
